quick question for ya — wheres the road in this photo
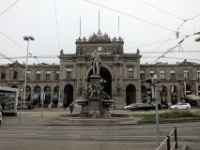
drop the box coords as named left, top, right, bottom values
left=0, top=108, right=200, bottom=150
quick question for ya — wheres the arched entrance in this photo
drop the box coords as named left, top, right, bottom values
left=44, top=86, right=51, bottom=105
left=64, top=84, right=73, bottom=106
left=126, top=84, right=136, bottom=105
left=170, top=85, right=178, bottom=105
left=160, top=85, right=167, bottom=104
left=87, top=67, right=112, bottom=99
left=33, top=86, right=41, bottom=105
left=53, top=86, right=59, bottom=105
left=141, top=85, right=147, bottom=103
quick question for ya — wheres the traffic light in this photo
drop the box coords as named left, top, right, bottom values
left=147, top=86, right=155, bottom=101
left=146, top=78, right=155, bottom=101
left=145, top=78, right=154, bottom=86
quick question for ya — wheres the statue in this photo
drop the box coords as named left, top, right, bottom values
left=91, top=50, right=101, bottom=75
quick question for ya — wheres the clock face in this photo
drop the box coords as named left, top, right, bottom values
left=97, top=47, right=102, bottom=51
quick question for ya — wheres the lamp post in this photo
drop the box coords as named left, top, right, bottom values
left=154, top=74, right=160, bottom=146
left=41, top=91, right=44, bottom=117
left=23, top=36, right=34, bottom=110
left=19, top=89, right=23, bottom=123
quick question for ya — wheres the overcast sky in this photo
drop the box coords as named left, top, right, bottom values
left=0, top=0, right=200, bottom=65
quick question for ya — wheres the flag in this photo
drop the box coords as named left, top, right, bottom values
left=183, top=82, right=186, bottom=96
left=195, top=82, right=198, bottom=95
left=159, top=85, right=163, bottom=92
left=170, top=85, right=174, bottom=93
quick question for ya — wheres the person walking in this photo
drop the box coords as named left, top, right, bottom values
left=69, top=103, right=74, bottom=114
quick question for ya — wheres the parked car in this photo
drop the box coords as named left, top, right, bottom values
left=170, top=103, right=191, bottom=110
left=123, top=103, right=137, bottom=110
left=17, top=102, right=33, bottom=110
left=130, top=103, right=152, bottom=111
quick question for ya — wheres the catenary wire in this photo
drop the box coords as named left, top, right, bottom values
left=54, top=0, right=60, bottom=51
left=138, top=0, right=184, bottom=21
left=0, top=0, right=20, bottom=16
left=84, top=0, right=177, bottom=33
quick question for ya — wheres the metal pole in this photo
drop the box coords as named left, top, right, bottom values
left=167, top=135, right=170, bottom=150
left=19, top=89, right=22, bottom=123
left=41, top=92, right=44, bottom=117
left=174, top=127, right=178, bottom=148
left=154, top=75, right=160, bottom=146
left=23, top=39, right=30, bottom=110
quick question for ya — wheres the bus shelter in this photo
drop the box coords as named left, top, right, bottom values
left=0, top=86, right=18, bottom=116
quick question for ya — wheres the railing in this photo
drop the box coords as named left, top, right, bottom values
left=156, top=127, right=178, bottom=150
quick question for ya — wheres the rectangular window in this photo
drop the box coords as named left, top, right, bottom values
left=160, top=70, right=164, bottom=79
left=55, top=74, right=59, bottom=80
left=36, top=74, right=40, bottom=80
left=13, top=71, right=18, bottom=80
left=36, top=71, right=41, bottom=80
left=170, top=73, right=175, bottom=79
left=1, top=71, right=5, bottom=80
left=183, top=70, right=189, bottom=79
left=140, top=73, right=145, bottom=80
left=66, top=71, right=71, bottom=78
left=160, top=73, right=164, bottom=79
left=46, top=74, right=51, bottom=80
left=197, top=70, right=200, bottom=79
left=46, top=71, right=51, bottom=80
left=150, top=71, right=154, bottom=78
left=55, top=71, right=60, bottom=80
left=128, top=68, right=133, bottom=78
left=26, top=71, right=31, bottom=80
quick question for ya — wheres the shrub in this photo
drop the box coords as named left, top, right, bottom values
left=160, top=110, right=194, bottom=118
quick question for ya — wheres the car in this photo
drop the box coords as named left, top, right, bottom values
left=123, top=103, right=137, bottom=110
left=130, top=103, right=152, bottom=111
left=17, top=102, right=33, bottom=110
left=170, top=103, right=191, bottom=110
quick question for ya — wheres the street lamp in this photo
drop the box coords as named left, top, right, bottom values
left=41, top=91, right=44, bottom=117
left=23, top=36, right=34, bottom=110
left=154, top=74, right=160, bottom=146
left=19, top=89, right=23, bottom=123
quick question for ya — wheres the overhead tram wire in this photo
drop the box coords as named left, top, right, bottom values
left=54, top=0, right=60, bottom=51
left=150, top=31, right=200, bottom=64
left=0, top=0, right=20, bottom=16
left=138, top=0, right=184, bottom=21
left=124, top=37, right=182, bottom=50
left=84, top=0, right=177, bottom=33
left=0, top=31, right=45, bottom=64
left=140, top=11, right=200, bottom=63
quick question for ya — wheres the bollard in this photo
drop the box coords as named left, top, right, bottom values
left=174, top=127, right=178, bottom=149
left=167, top=135, right=170, bottom=150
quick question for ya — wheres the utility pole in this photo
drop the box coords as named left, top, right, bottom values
left=146, top=75, right=160, bottom=147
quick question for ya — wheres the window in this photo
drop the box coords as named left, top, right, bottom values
left=66, top=69, right=72, bottom=78
left=46, top=71, right=51, bottom=80
left=197, top=70, right=200, bottom=79
left=128, top=68, right=133, bottom=78
left=26, top=71, right=31, bottom=80
left=150, top=71, right=154, bottom=78
left=170, top=73, right=175, bottom=79
left=160, top=71, right=164, bottom=79
left=36, top=71, right=41, bottom=80
left=66, top=71, right=71, bottom=78
left=183, top=70, right=189, bottom=79
left=140, top=71, right=145, bottom=79
left=170, top=70, right=175, bottom=79
left=55, top=71, right=60, bottom=80
left=140, top=73, right=145, bottom=80
left=1, top=71, right=5, bottom=80
left=13, top=71, right=18, bottom=80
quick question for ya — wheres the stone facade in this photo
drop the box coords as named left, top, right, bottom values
left=0, top=31, right=200, bottom=107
